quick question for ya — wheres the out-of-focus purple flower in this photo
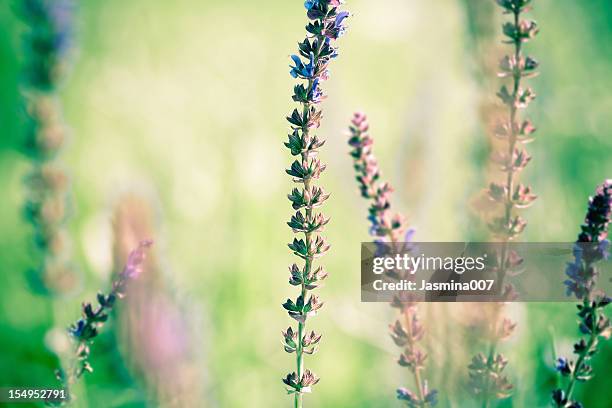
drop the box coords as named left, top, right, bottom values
left=424, top=389, right=439, bottom=405
left=48, top=0, right=76, bottom=57
left=396, top=387, right=417, bottom=402
left=373, top=239, right=388, bottom=258
left=139, top=298, right=190, bottom=369
left=404, top=228, right=416, bottom=242
left=56, top=240, right=153, bottom=397
left=564, top=181, right=612, bottom=299
left=121, top=239, right=154, bottom=280
left=598, top=239, right=610, bottom=260
left=348, top=113, right=408, bottom=242
left=20, top=0, right=77, bottom=90
left=554, top=180, right=612, bottom=408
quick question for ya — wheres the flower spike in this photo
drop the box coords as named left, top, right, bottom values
left=553, top=181, right=612, bottom=408
left=49, top=241, right=153, bottom=406
left=347, top=112, right=437, bottom=406
left=18, top=0, right=79, bottom=295
left=469, top=1, right=540, bottom=405
left=281, top=1, right=348, bottom=407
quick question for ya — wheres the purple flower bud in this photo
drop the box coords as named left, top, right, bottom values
left=121, top=239, right=154, bottom=279
left=289, top=52, right=316, bottom=79
left=304, top=0, right=316, bottom=10
left=323, top=11, right=349, bottom=40
left=335, top=11, right=349, bottom=32
left=308, top=78, right=324, bottom=103
left=555, top=357, right=572, bottom=376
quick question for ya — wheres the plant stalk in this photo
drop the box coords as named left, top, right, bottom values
left=564, top=298, right=598, bottom=401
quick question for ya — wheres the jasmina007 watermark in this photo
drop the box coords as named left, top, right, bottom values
left=361, top=242, right=612, bottom=302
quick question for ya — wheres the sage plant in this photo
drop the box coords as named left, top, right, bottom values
left=17, top=0, right=77, bottom=294
left=468, top=1, right=539, bottom=406
left=348, top=112, right=437, bottom=407
left=51, top=240, right=153, bottom=405
left=552, top=180, right=612, bottom=408
left=281, top=1, right=348, bottom=405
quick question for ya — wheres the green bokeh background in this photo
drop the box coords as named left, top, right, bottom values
left=1, top=0, right=611, bottom=406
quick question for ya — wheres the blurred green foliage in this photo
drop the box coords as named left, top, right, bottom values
left=1, top=0, right=611, bottom=406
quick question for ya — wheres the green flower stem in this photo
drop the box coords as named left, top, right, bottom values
left=564, top=299, right=597, bottom=401
left=481, top=342, right=497, bottom=408
left=295, top=34, right=323, bottom=408
left=295, top=76, right=312, bottom=408
left=294, top=76, right=314, bottom=408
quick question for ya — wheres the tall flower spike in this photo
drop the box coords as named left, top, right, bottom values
left=282, top=1, right=348, bottom=406
left=49, top=240, right=153, bottom=406
left=552, top=181, right=612, bottom=408
left=469, top=1, right=539, bottom=406
left=17, top=0, right=78, bottom=295
left=348, top=113, right=437, bottom=407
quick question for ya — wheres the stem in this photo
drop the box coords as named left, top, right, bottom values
left=295, top=198, right=309, bottom=408
left=403, top=306, right=426, bottom=402
left=500, top=9, right=522, bottom=283
left=294, top=32, right=323, bottom=404
left=482, top=11, right=522, bottom=406
left=294, top=123, right=311, bottom=408
left=565, top=299, right=598, bottom=400
left=388, top=231, right=427, bottom=404
left=500, top=8, right=522, bottom=264
left=481, top=342, right=498, bottom=408
left=294, top=389, right=303, bottom=408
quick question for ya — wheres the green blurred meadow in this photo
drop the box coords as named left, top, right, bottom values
left=1, top=0, right=612, bottom=406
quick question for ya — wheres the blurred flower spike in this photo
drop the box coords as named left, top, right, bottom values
left=469, top=0, right=540, bottom=404
left=347, top=112, right=436, bottom=406
left=18, top=0, right=76, bottom=91
left=553, top=181, right=612, bottom=408
left=17, top=0, right=79, bottom=296
left=49, top=240, right=153, bottom=406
